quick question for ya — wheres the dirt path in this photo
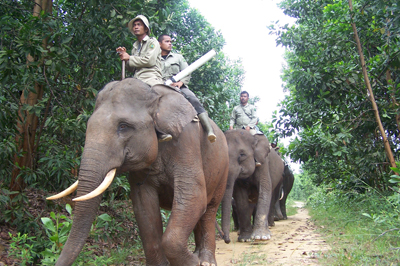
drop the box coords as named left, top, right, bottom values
left=215, top=202, right=329, bottom=265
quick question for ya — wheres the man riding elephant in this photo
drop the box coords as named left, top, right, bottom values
left=229, top=91, right=258, bottom=134
left=116, top=15, right=163, bottom=87
left=230, top=91, right=261, bottom=166
left=158, top=34, right=216, bottom=143
left=47, top=15, right=229, bottom=266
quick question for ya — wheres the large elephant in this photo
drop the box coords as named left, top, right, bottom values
left=274, top=164, right=295, bottom=220
left=221, top=130, right=284, bottom=243
left=47, top=78, right=229, bottom=266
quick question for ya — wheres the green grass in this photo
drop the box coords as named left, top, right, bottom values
left=307, top=189, right=400, bottom=265
left=285, top=198, right=298, bottom=217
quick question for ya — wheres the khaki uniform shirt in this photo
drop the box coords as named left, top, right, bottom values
left=127, top=35, right=163, bottom=86
left=160, top=52, right=191, bottom=86
left=230, top=104, right=258, bottom=129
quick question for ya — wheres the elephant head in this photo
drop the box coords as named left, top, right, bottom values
left=220, top=130, right=270, bottom=244
left=47, top=78, right=196, bottom=266
left=277, top=165, right=295, bottom=220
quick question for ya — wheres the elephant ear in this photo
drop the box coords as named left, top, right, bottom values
left=151, top=84, right=197, bottom=138
left=253, top=134, right=271, bottom=164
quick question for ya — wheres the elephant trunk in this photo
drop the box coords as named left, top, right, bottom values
left=55, top=150, right=114, bottom=266
left=56, top=196, right=101, bottom=266
left=221, top=183, right=234, bottom=244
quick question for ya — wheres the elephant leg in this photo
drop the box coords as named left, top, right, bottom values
left=280, top=196, right=288, bottom=219
left=193, top=201, right=219, bottom=266
left=251, top=203, right=257, bottom=225
left=233, top=187, right=253, bottom=242
left=129, top=180, right=167, bottom=266
left=252, top=162, right=272, bottom=240
left=268, top=199, right=276, bottom=226
left=162, top=175, right=207, bottom=266
left=268, top=185, right=281, bottom=226
left=274, top=200, right=284, bottom=221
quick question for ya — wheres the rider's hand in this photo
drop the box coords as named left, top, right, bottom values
left=116, top=47, right=126, bottom=53
left=171, top=81, right=184, bottom=88
left=116, top=47, right=129, bottom=61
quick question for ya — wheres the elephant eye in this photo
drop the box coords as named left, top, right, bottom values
left=238, top=153, right=247, bottom=162
left=118, top=123, right=129, bottom=131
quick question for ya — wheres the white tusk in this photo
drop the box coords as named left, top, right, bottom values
left=72, top=169, right=116, bottom=202
left=46, top=181, right=79, bottom=200
left=279, top=190, right=285, bottom=201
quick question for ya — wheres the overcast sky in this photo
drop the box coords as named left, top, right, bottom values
left=187, top=0, right=301, bottom=172
left=188, top=0, right=295, bottom=122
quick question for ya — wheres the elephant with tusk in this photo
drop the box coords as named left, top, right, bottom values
left=47, top=78, right=229, bottom=266
left=273, top=164, right=295, bottom=221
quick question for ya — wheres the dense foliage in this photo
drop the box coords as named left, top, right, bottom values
left=0, top=0, right=244, bottom=192
left=0, top=0, right=244, bottom=251
left=271, top=0, right=400, bottom=191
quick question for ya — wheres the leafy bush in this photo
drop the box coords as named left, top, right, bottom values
left=307, top=186, right=400, bottom=265
left=7, top=232, right=37, bottom=265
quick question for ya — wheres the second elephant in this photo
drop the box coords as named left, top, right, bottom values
left=221, top=130, right=284, bottom=243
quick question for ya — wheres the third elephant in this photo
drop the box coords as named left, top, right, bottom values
left=273, top=164, right=295, bottom=221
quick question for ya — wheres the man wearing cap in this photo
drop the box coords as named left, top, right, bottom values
left=158, top=34, right=216, bottom=143
left=116, top=15, right=163, bottom=86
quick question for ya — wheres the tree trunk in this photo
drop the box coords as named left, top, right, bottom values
left=10, top=0, right=53, bottom=192
left=348, top=0, right=397, bottom=170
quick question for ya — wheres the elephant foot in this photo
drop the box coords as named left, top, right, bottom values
left=200, top=261, right=217, bottom=266
left=268, top=219, right=275, bottom=227
left=201, top=262, right=216, bottom=266
left=238, top=237, right=253, bottom=242
left=238, top=231, right=252, bottom=242
left=196, top=249, right=217, bottom=266
left=251, top=227, right=272, bottom=241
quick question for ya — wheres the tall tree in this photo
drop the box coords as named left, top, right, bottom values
left=10, top=0, right=53, bottom=193
left=348, top=0, right=396, bottom=170
left=271, top=0, right=400, bottom=189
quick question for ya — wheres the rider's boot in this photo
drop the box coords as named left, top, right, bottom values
left=198, top=112, right=216, bottom=143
